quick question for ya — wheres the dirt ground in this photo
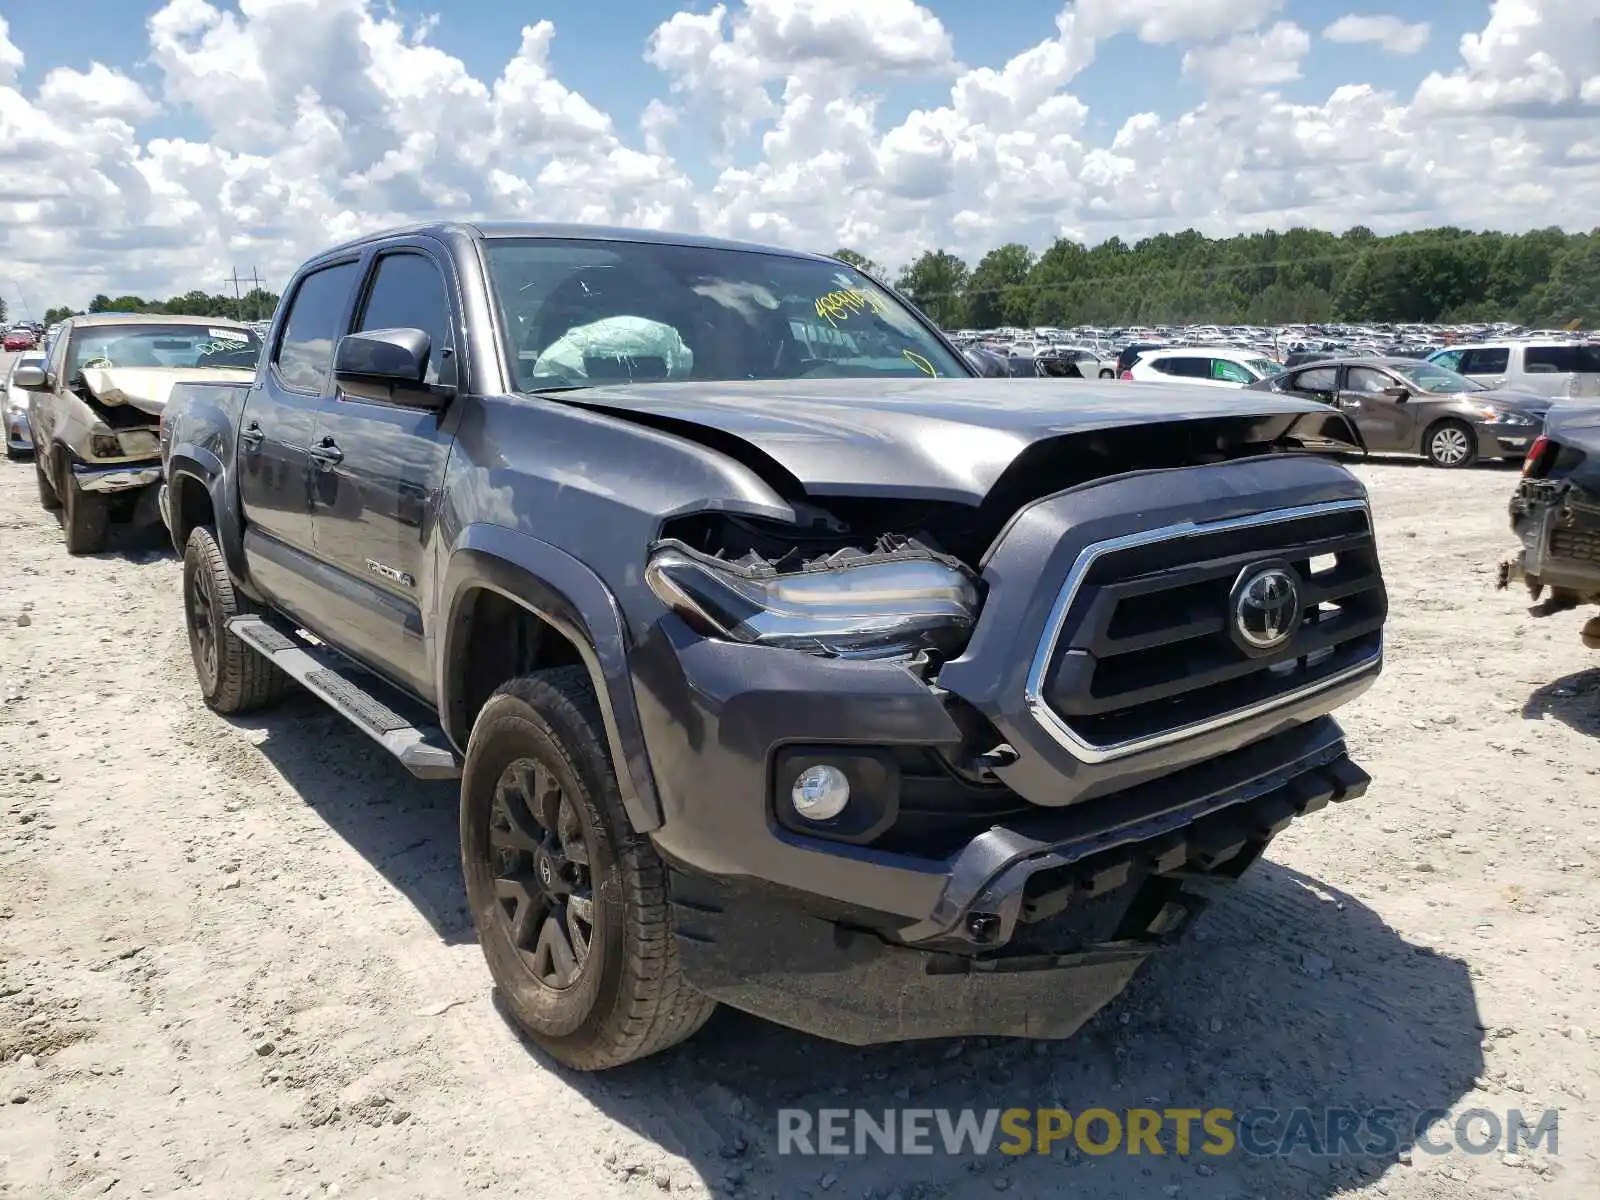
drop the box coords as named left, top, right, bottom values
left=2, top=420, right=1598, bottom=1199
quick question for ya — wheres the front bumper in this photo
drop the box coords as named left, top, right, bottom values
left=667, top=729, right=1368, bottom=1044
left=1481, top=420, right=1540, bottom=458
left=71, top=461, right=162, bottom=493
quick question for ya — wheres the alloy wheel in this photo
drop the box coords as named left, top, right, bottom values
left=488, top=758, right=596, bottom=990
left=1431, top=426, right=1471, bottom=466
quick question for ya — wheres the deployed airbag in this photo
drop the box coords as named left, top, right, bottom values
left=534, top=317, right=694, bottom=383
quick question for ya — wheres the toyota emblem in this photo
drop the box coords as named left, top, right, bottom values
left=1231, top=564, right=1302, bottom=652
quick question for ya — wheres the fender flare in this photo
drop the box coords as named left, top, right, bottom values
left=438, top=524, right=663, bottom=833
left=165, top=443, right=258, bottom=600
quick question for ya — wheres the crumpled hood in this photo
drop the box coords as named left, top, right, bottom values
left=79, top=366, right=256, bottom=418
left=547, top=377, right=1360, bottom=504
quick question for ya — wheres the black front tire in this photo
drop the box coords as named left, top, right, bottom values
left=1424, top=419, right=1477, bottom=469
left=182, top=525, right=287, bottom=714
left=461, top=666, right=715, bottom=1070
left=35, top=452, right=60, bottom=509
left=62, top=474, right=108, bottom=554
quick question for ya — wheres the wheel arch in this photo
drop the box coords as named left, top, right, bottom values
left=165, top=445, right=255, bottom=595
left=439, top=524, right=663, bottom=833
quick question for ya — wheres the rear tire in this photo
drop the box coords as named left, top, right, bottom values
left=62, top=472, right=108, bottom=554
left=1099, top=368, right=1115, bottom=379
left=182, top=525, right=288, bottom=714
left=461, top=666, right=715, bottom=1070
left=35, top=452, right=60, bottom=509
left=1424, top=419, right=1477, bottom=469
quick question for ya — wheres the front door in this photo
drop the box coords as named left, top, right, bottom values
left=238, top=259, right=362, bottom=624
left=1338, top=365, right=1415, bottom=451
left=308, top=247, right=462, bottom=701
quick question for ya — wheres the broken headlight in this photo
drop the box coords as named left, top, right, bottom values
left=644, top=540, right=979, bottom=660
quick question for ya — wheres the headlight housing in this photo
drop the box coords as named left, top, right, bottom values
left=644, top=539, right=979, bottom=660
left=1476, top=406, right=1533, bottom=426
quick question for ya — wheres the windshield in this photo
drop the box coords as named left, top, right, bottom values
left=485, top=239, right=969, bottom=390
left=1393, top=360, right=1486, bottom=394
left=1246, top=358, right=1283, bottom=377
left=69, top=324, right=263, bottom=374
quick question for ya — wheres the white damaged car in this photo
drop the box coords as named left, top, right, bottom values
left=13, top=314, right=261, bottom=553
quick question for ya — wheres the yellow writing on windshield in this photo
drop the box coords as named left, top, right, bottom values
left=815, top=288, right=889, bottom=328
left=902, top=350, right=940, bottom=378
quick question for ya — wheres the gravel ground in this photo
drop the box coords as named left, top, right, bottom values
left=2, top=418, right=1598, bottom=1199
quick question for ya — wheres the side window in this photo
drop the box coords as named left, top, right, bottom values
left=356, top=253, right=457, bottom=387
left=1211, top=359, right=1251, bottom=384
left=1525, top=345, right=1576, bottom=374
left=1292, top=366, right=1338, bottom=393
left=274, top=262, right=359, bottom=393
left=48, top=324, right=72, bottom=383
left=1347, top=367, right=1393, bottom=394
left=1577, top=345, right=1600, bottom=373
left=1459, top=347, right=1509, bottom=375
left=1156, top=356, right=1207, bottom=377
left=1431, top=350, right=1463, bottom=371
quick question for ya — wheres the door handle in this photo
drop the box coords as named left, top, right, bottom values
left=309, top=437, right=344, bottom=469
left=239, top=421, right=265, bottom=451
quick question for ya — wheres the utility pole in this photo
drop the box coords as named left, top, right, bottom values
left=225, top=266, right=265, bottom=321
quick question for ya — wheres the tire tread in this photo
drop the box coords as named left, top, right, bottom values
left=471, top=666, right=715, bottom=1069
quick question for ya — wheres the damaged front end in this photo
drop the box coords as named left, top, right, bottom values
left=1498, top=412, right=1600, bottom=650
left=635, top=416, right=1384, bottom=1044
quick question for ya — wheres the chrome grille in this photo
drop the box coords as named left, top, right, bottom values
left=1025, top=500, right=1385, bottom=763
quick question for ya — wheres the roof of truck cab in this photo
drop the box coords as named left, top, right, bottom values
left=308, top=221, right=838, bottom=265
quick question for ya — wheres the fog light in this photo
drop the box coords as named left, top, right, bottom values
left=790, top=765, right=850, bottom=822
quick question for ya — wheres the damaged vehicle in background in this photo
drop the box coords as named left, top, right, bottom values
left=159, top=222, right=1387, bottom=1070
left=12, top=313, right=262, bottom=553
left=1253, top=356, right=1552, bottom=468
left=1500, top=406, right=1600, bottom=650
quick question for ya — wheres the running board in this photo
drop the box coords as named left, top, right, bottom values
left=228, top=615, right=462, bottom=781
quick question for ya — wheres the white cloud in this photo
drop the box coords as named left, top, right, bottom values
left=1182, top=22, right=1312, bottom=93
left=1075, top=0, right=1285, bottom=45
left=0, top=0, right=1596, bottom=312
left=1415, top=0, right=1600, bottom=115
left=1322, top=14, right=1432, bottom=55
left=37, top=63, right=160, bottom=123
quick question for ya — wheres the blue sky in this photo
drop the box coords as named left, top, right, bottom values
left=0, top=1, right=1593, bottom=306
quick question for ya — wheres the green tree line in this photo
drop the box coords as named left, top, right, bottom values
left=42, top=288, right=281, bottom=326
left=852, top=226, right=1600, bottom=331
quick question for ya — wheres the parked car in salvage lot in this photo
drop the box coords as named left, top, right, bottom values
left=1251, top=356, right=1551, bottom=468
left=157, top=221, right=1387, bottom=1070
left=10, top=313, right=261, bottom=553
left=1499, top=404, right=1600, bottom=651
left=5, top=350, right=43, bottom=459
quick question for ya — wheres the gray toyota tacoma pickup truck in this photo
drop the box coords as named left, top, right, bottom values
left=159, top=222, right=1387, bottom=1070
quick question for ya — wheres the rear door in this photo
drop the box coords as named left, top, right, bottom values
left=238, top=258, right=362, bottom=623
left=307, top=244, right=462, bottom=700
left=1522, top=344, right=1590, bottom=399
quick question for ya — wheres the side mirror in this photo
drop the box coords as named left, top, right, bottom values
left=1382, top=385, right=1411, bottom=402
left=11, top=364, right=48, bottom=390
left=333, top=328, right=449, bottom=408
